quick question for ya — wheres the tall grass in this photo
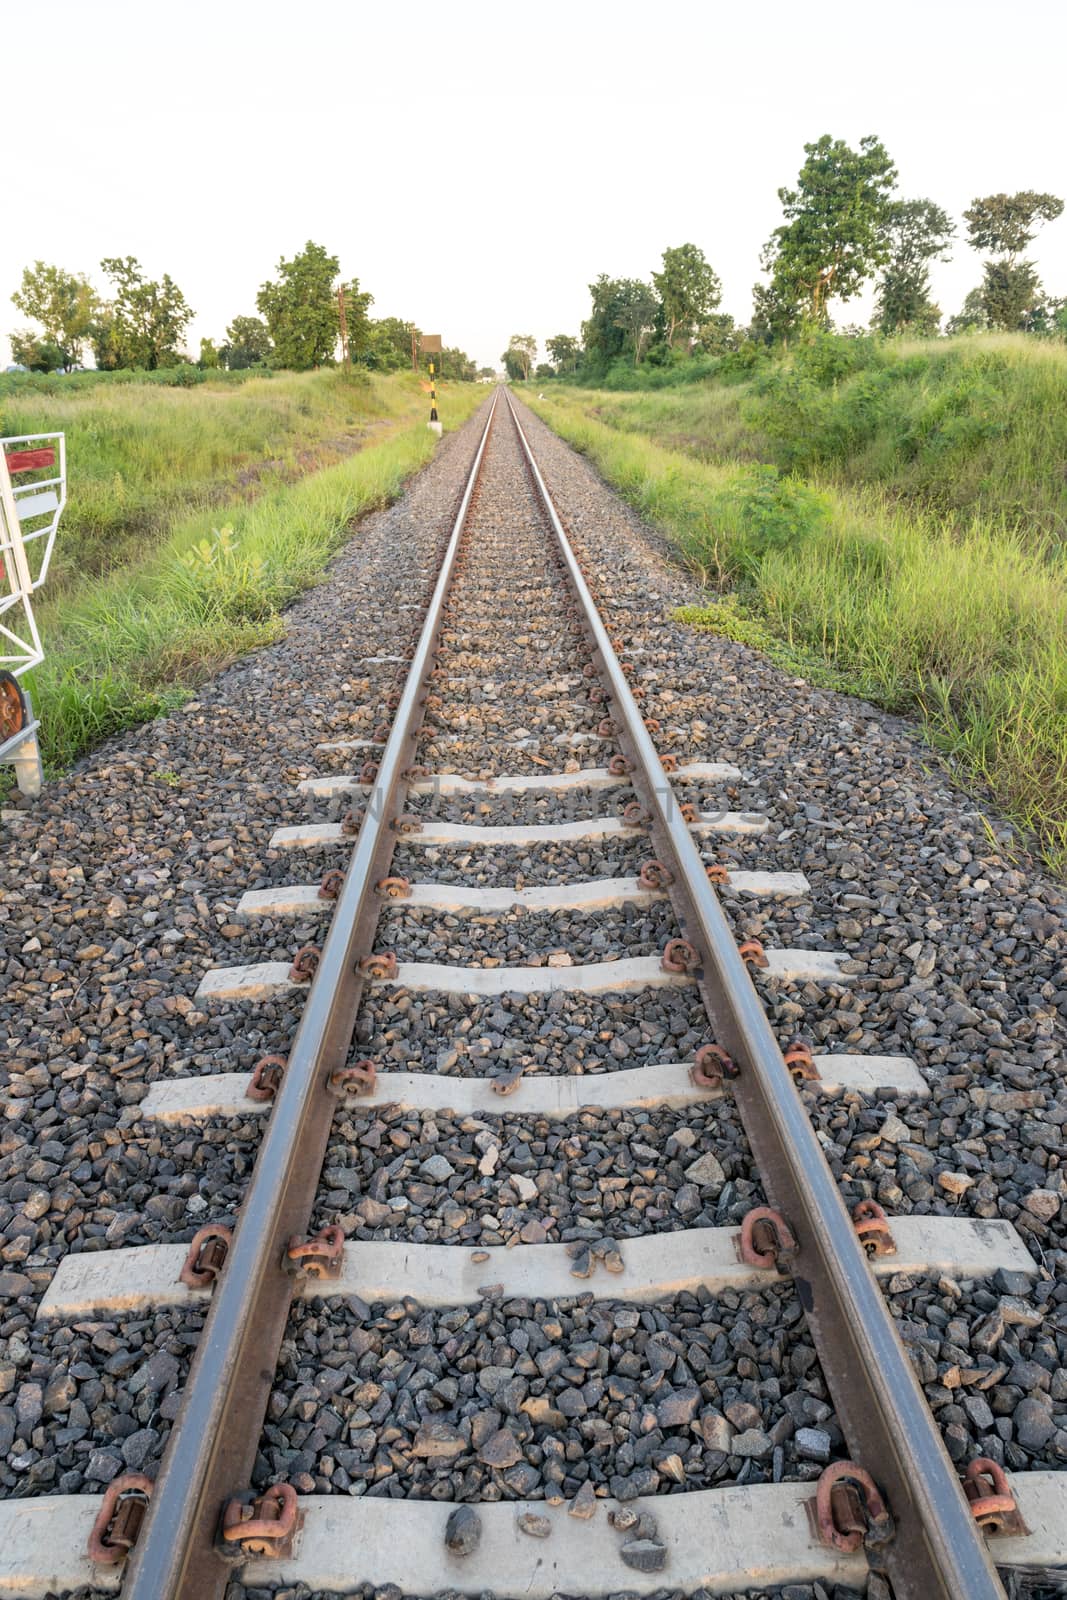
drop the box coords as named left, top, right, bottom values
left=575, top=333, right=1067, bottom=540
left=0, top=368, right=428, bottom=588
left=21, top=382, right=485, bottom=768
left=525, top=390, right=1067, bottom=875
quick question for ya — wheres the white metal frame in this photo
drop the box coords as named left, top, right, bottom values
left=0, top=431, right=66, bottom=795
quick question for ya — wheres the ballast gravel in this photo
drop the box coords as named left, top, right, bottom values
left=2, top=383, right=1066, bottom=1570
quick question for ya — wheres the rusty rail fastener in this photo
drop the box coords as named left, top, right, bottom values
left=284, top=1224, right=345, bottom=1280
left=597, top=718, right=617, bottom=738
left=87, top=1473, right=154, bottom=1565
left=661, top=938, right=699, bottom=974
left=401, top=765, right=429, bottom=782
left=705, top=861, right=730, bottom=886
left=340, top=806, right=364, bottom=837
left=219, top=1482, right=303, bottom=1560
left=376, top=875, right=412, bottom=900
left=852, top=1199, right=897, bottom=1257
left=608, top=754, right=633, bottom=776
left=642, top=717, right=661, bottom=733
left=638, top=859, right=675, bottom=891
left=961, top=1457, right=1028, bottom=1537
left=621, top=802, right=650, bottom=829
left=814, top=1461, right=894, bottom=1554
left=372, top=721, right=391, bottom=743
left=678, top=801, right=700, bottom=824
left=660, top=754, right=678, bottom=774
left=739, top=938, right=770, bottom=970
left=690, top=1042, right=738, bottom=1089
left=359, top=760, right=379, bottom=785
left=179, top=1225, right=233, bottom=1290
left=288, top=944, right=321, bottom=984
left=391, top=815, right=422, bottom=836
left=327, top=1060, right=377, bottom=1098
left=783, top=1037, right=820, bottom=1083
left=318, top=868, right=346, bottom=901
left=246, top=1055, right=286, bottom=1103
left=360, top=951, right=398, bottom=981
left=738, top=1206, right=798, bottom=1271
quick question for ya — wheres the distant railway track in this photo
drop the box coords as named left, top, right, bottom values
left=5, top=390, right=1065, bottom=1600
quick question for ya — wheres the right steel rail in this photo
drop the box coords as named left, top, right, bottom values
left=506, top=390, right=1006, bottom=1600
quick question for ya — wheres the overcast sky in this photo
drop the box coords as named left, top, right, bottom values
left=4, top=0, right=1066, bottom=372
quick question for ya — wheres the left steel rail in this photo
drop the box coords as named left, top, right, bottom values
left=122, top=392, right=499, bottom=1600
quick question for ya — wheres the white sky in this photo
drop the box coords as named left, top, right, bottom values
left=4, top=0, right=1067, bottom=372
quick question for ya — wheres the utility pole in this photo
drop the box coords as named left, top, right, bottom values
left=337, top=286, right=350, bottom=366
left=410, top=326, right=418, bottom=372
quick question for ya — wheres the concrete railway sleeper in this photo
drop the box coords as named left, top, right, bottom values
left=5, top=392, right=1062, bottom=1600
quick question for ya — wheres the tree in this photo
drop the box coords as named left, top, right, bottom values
left=199, top=337, right=221, bottom=369
left=338, top=280, right=374, bottom=364
left=363, top=317, right=417, bottom=371
left=963, top=191, right=1064, bottom=330
left=256, top=241, right=340, bottom=369
left=613, top=279, right=659, bottom=364
left=221, top=315, right=272, bottom=369
left=582, top=276, right=630, bottom=369
left=546, top=333, right=580, bottom=373
left=9, top=332, right=66, bottom=372
left=945, top=288, right=988, bottom=335
left=748, top=280, right=803, bottom=346
left=694, top=313, right=739, bottom=354
left=760, top=134, right=898, bottom=325
left=875, top=199, right=954, bottom=335
left=441, top=346, right=476, bottom=381
left=651, top=244, right=722, bottom=347
left=503, top=334, right=537, bottom=380
left=97, top=257, right=194, bottom=369
left=11, top=262, right=95, bottom=370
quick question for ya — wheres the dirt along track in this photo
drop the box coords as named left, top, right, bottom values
left=1, top=391, right=1066, bottom=1600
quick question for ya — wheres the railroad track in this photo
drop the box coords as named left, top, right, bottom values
left=4, top=390, right=1065, bottom=1600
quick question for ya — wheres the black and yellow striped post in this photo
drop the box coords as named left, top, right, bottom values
left=429, top=360, right=438, bottom=423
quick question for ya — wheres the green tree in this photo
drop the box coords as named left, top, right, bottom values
left=760, top=134, right=898, bottom=326
left=694, top=313, right=739, bottom=354
left=221, top=314, right=272, bottom=369
left=364, top=317, right=417, bottom=371
left=963, top=191, right=1064, bottom=329
left=339, top=279, right=374, bottom=364
left=11, top=262, right=96, bottom=370
left=748, top=280, right=802, bottom=345
left=441, top=346, right=476, bottom=381
left=945, top=287, right=988, bottom=335
left=613, top=279, right=659, bottom=364
left=256, top=241, right=340, bottom=369
left=503, top=334, right=537, bottom=380
left=651, top=243, right=722, bottom=347
left=875, top=199, right=954, bottom=335
left=9, top=332, right=67, bottom=372
left=97, top=256, right=194, bottom=369
left=581, top=276, right=631, bottom=369
left=198, top=337, right=221, bottom=369
left=546, top=333, right=580, bottom=373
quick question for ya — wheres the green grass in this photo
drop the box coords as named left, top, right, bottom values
left=0, top=367, right=428, bottom=590
left=524, top=387, right=1067, bottom=876
left=569, top=332, right=1067, bottom=539
left=18, top=376, right=485, bottom=770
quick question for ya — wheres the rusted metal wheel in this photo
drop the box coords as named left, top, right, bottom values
left=0, top=672, right=26, bottom=742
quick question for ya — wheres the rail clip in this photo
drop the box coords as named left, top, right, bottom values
left=87, top=1473, right=154, bottom=1565
left=813, top=1461, right=894, bottom=1554
left=962, top=1457, right=1028, bottom=1537
left=737, top=1206, right=798, bottom=1271
left=219, top=1482, right=303, bottom=1560
left=284, top=1224, right=345, bottom=1279
left=179, top=1225, right=233, bottom=1290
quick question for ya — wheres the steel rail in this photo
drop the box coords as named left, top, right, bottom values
left=505, top=390, right=1006, bottom=1600
left=123, top=392, right=500, bottom=1600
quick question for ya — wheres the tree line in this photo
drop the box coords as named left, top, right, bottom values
left=522, top=135, right=1064, bottom=380
left=8, top=241, right=479, bottom=379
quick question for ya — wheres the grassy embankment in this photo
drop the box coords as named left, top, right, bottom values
left=4, top=370, right=484, bottom=770
left=526, top=335, right=1067, bottom=873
